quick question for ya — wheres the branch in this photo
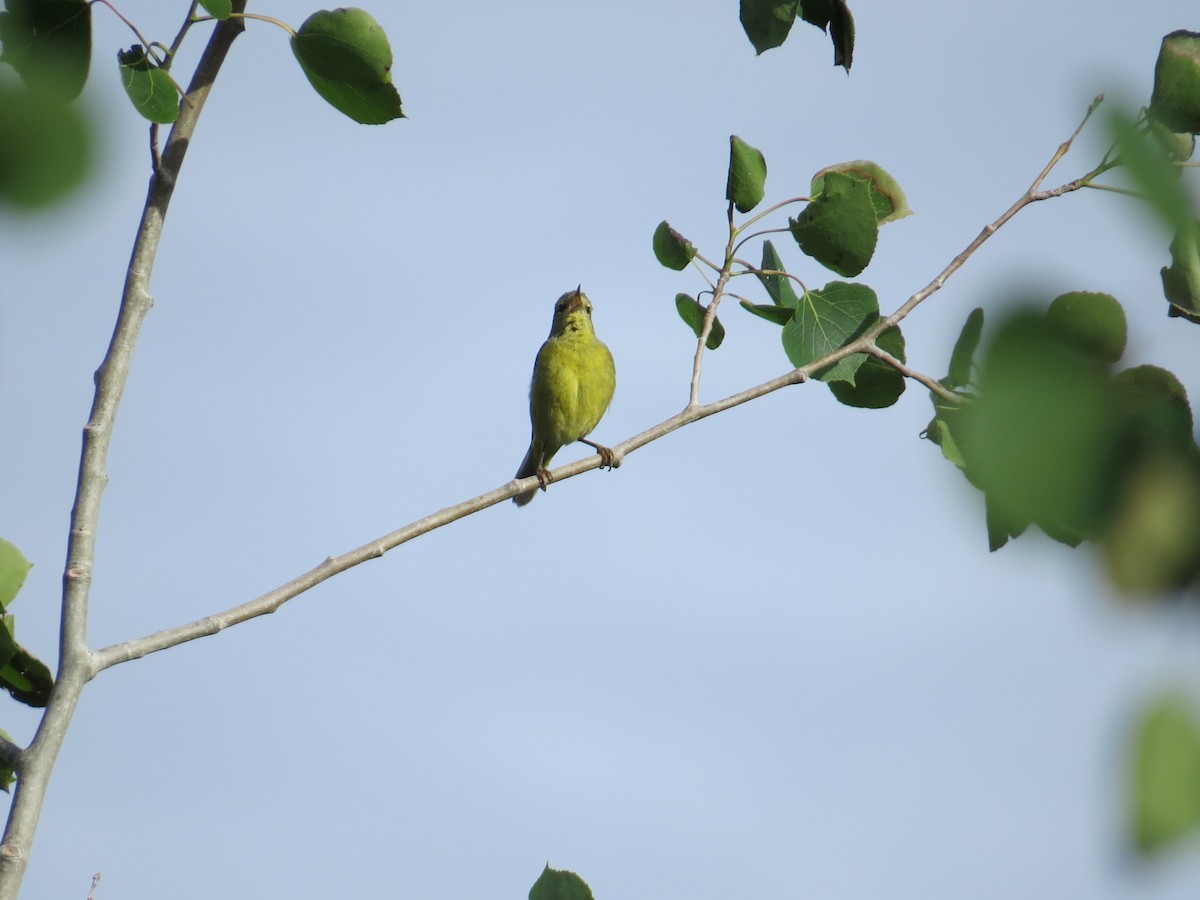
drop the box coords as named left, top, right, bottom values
left=0, top=7, right=249, bottom=900
left=89, top=97, right=1110, bottom=675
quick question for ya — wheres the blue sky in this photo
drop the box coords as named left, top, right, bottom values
left=3, top=1, right=1200, bottom=897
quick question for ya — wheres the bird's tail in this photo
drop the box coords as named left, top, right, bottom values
left=513, top=445, right=539, bottom=506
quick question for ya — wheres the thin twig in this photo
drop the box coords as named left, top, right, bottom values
left=866, top=344, right=962, bottom=403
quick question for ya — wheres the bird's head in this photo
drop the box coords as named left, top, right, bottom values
left=550, top=286, right=594, bottom=335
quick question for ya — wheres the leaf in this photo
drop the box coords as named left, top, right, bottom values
left=1104, top=451, right=1200, bottom=592
left=0, top=80, right=89, bottom=208
left=1130, top=694, right=1200, bottom=853
left=945, top=307, right=984, bottom=390
left=1112, top=365, right=1195, bottom=452
left=740, top=300, right=794, bottom=325
left=652, top=220, right=696, bottom=271
left=739, top=0, right=799, bottom=55
left=828, top=323, right=906, bottom=408
left=529, top=864, right=594, bottom=900
left=1161, top=219, right=1200, bottom=322
left=0, top=540, right=31, bottom=611
left=117, top=45, right=179, bottom=124
left=828, top=0, right=854, bottom=71
left=0, top=638, right=53, bottom=708
left=726, top=135, right=766, bottom=214
left=781, top=280, right=878, bottom=382
left=1109, top=109, right=1191, bottom=231
left=0, top=727, right=14, bottom=792
left=1150, top=30, right=1200, bottom=135
left=1045, top=291, right=1127, bottom=364
left=291, top=8, right=404, bottom=124
left=789, top=170, right=879, bottom=276
left=798, top=0, right=833, bottom=30
left=675, top=293, right=725, bottom=350
left=959, top=312, right=1120, bottom=541
left=197, top=0, right=233, bottom=19
left=811, top=160, right=911, bottom=224
left=0, top=0, right=92, bottom=100
left=754, top=240, right=802, bottom=307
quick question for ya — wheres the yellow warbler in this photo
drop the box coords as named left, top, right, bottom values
left=513, top=287, right=617, bottom=506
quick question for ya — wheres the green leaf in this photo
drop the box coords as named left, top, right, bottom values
left=781, top=280, right=878, bottom=382
left=797, top=0, right=833, bottom=30
left=652, top=220, right=696, bottom=271
left=1148, top=118, right=1196, bottom=162
left=789, top=170, right=878, bottom=276
left=291, top=8, right=404, bottom=124
left=0, top=727, right=15, bottom=792
left=754, top=240, right=802, bottom=307
left=0, top=637, right=52, bottom=708
left=1112, top=365, right=1195, bottom=452
left=985, top=494, right=1028, bottom=552
left=959, top=312, right=1120, bottom=541
left=1161, top=219, right=1200, bottom=322
left=0, top=80, right=89, bottom=208
left=945, top=307, right=984, bottom=390
left=812, top=160, right=911, bottom=223
left=675, top=293, right=724, bottom=350
left=1104, top=451, right=1200, bottom=592
left=726, top=135, right=766, bottom=213
left=923, top=409, right=966, bottom=469
left=0, top=540, right=31, bottom=611
left=1045, top=291, right=1127, bottom=364
left=828, top=0, right=854, bottom=71
left=1131, top=694, right=1200, bottom=853
left=828, top=323, right=906, bottom=408
left=740, top=299, right=794, bottom=325
left=117, top=45, right=179, bottom=124
left=739, top=0, right=799, bottom=55
left=197, top=0, right=233, bottom=19
left=0, top=0, right=92, bottom=100
left=1109, top=109, right=1191, bottom=231
left=529, top=864, right=594, bottom=900
left=1150, top=30, right=1200, bottom=135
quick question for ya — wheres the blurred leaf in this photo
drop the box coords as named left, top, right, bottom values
left=739, top=0, right=799, bottom=54
left=1161, top=219, right=1200, bottom=322
left=811, top=160, right=911, bottom=223
left=675, top=293, right=724, bottom=349
left=291, top=8, right=403, bottom=124
left=1131, top=694, right=1200, bottom=854
left=652, top=220, right=696, bottom=270
left=0, top=637, right=52, bottom=707
left=1148, top=118, right=1196, bottom=162
left=985, top=493, right=1029, bottom=552
left=755, top=240, right=802, bottom=307
left=923, top=406, right=967, bottom=469
left=117, top=45, right=179, bottom=124
left=0, top=78, right=89, bottom=207
left=828, top=323, right=906, bottom=408
left=0, top=539, right=31, bottom=610
left=529, top=864, right=594, bottom=900
left=1045, top=291, right=1127, bottom=364
left=740, top=299, right=795, bottom=325
left=1104, top=451, right=1200, bottom=592
left=1110, top=109, right=1191, bottom=231
left=726, top=134, right=766, bottom=213
left=0, top=0, right=91, bottom=100
left=1150, top=30, right=1200, bottom=135
left=959, top=312, right=1120, bottom=542
left=1112, top=365, right=1195, bottom=452
left=789, top=170, right=878, bottom=276
left=945, top=307, right=984, bottom=390
left=197, top=0, right=233, bottom=19
left=781, top=280, right=877, bottom=382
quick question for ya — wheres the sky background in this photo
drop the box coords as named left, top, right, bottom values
left=3, top=1, right=1200, bottom=898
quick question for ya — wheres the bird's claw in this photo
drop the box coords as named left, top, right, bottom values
left=535, top=468, right=553, bottom=492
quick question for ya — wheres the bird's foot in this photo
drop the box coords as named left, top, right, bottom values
left=535, top=468, right=553, bottom=491
left=580, top=439, right=617, bottom=470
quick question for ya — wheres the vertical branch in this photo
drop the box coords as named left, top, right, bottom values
left=0, top=7, right=248, bottom=899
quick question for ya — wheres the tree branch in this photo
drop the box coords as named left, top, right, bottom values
left=87, top=97, right=1110, bottom=678
left=0, top=7, right=249, bottom=900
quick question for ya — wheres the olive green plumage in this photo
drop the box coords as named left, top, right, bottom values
left=513, top=287, right=617, bottom=506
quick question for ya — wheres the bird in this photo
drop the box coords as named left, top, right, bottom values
left=513, top=286, right=617, bottom=506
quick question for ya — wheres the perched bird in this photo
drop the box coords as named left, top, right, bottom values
left=513, top=287, right=617, bottom=506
